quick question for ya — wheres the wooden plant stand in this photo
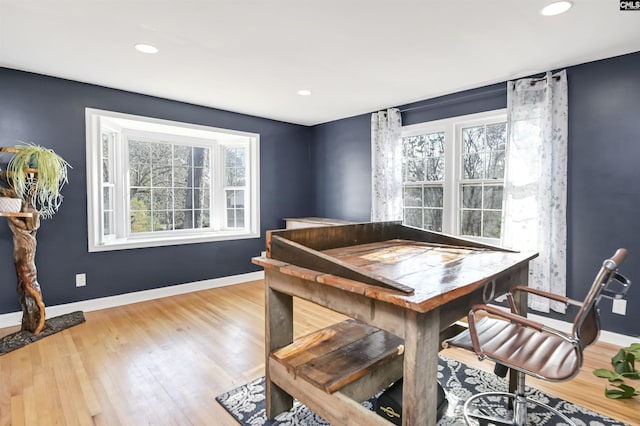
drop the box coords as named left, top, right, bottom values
left=3, top=208, right=45, bottom=334
left=1, top=146, right=46, bottom=334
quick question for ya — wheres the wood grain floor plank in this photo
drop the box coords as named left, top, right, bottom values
left=0, top=280, right=637, bottom=425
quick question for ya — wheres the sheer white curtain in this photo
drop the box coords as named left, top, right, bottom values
left=371, top=108, right=403, bottom=221
left=502, top=70, right=568, bottom=313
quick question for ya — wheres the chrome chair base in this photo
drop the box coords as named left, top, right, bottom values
left=463, top=391, right=576, bottom=426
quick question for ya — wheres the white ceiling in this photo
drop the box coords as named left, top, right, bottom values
left=1, top=1, right=639, bottom=126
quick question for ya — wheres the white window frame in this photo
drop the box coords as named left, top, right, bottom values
left=401, top=109, right=507, bottom=245
left=85, top=108, right=260, bottom=252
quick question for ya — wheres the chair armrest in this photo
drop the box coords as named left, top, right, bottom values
left=507, top=285, right=571, bottom=314
left=509, top=285, right=570, bottom=305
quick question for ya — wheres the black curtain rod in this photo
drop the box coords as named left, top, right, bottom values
left=399, top=86, right=506, bottom=114
left=528, top=74, right=562, bottom=85
left=399, top=73, right=563, bottom=114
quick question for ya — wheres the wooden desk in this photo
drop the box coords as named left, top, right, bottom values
left=253, top=222, right=536, bottom=425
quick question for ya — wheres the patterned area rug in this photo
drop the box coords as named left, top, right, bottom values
left=216, top=356, right=627, bottom=425
left=0, top=311, right=86, bottom=355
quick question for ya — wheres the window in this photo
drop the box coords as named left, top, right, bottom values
left=86, top=108, right=260, bottom=251
left=402, top=110, right=507, bottom=243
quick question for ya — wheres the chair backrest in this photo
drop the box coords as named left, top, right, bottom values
left=572, top=248, right=629, bottom=349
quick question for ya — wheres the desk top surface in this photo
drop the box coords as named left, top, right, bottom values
left=254, top=237, right=535, bottom=313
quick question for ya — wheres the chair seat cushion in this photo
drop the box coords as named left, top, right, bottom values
left=446, top=316, right=580, bottom=381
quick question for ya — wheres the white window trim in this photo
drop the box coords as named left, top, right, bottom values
left=85, top=108, right=260, bottom=252
left=402, top=109, right=507, bottom=245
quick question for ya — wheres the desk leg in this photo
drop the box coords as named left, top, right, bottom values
left=403, top=309, right=439, bottom=426
left=265, top=282, right=294, bottom=418
left=510, top=265, right=530, bottom=394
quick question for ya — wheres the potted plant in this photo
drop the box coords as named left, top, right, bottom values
left=3, top=144, right=70, bottom=218
left=593, top=342, right=640, bottom=399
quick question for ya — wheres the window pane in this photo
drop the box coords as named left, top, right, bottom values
left=102, top=159, right=109, bottom=182
left=403, top=135, right=424, bottom=182
left=196, top=185, right=209, bottom=207
left=404, top=186, right=422, bottom=207
left=194, top=147, right=209, bottom=168
left=424, top=187, right=443, bottom=208
left=425, top=133, right=445, bottom=157
left=174, top=210, right=191, bottom=230
left=195, top=209, right=210, bottom=228
left=101, top=133, right=110, bottom=158
left=173, top=188, right=193, bottom=209
left=103, top=187, right=112, bottom=209
left=174, top=145, right=192, bottom=166
left=463, top=153, right=484, bottom=179
left=103, top=211, right=113, bottom=236
left=236, top=209, right=245, bottom=227
left=461, top=210, right=481, bottom=236
left=486, top=151, right=505, bottom=179
left=130, top=189, right=150, bottom=210
left=483, top=186, right=503, bottom=210
left=226, top=147, right=246, bottom=186
left=462, top=126, right=484, bottom=154
left=129, top=140, right=150, bottom=163
left=152, top=188, right=173, bottom=210
left=226, top=147, right=245, bottom=167
left=130, top=210, right=151, bottom=233
left=462, top=185, right=482, bottom=208
left=404, top=208, right=422, bottom=228
left=130, top=163, right=151, bottom=186
left=404, top=159, right=425, bottom=182
left=424, top=208, right=442, bottom=232
left=426, top=157, right=444, bottom=181
left=151, top=143, right=172, bottom=165
left=483, top=211, right=502, bottom=239
left=227, top=190, right=244, bottom=208
left=486, top=123, right=506, bottom=150
left=152, top=166, right=172, bottom=187
left=173, top=166, right=191, bottom=187
left=403, top=135, right=424, bottom=159
left=403, top=133, right=444, bottom=183
left=153, top=211, right=173, bottom=231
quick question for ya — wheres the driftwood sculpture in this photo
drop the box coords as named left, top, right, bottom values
left=8, top=203, right=44, bottom=333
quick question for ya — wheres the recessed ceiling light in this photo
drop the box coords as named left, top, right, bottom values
left=134, top=43, right=159, bottom=54
left=541, top=1, right=573, bottom=16
left=297, top=89, right=312, bottom=96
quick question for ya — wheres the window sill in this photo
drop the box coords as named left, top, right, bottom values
left=89, top=230, right=260, bottom=252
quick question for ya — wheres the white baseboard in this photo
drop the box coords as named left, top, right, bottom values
left=0, top=271, right=264, bottom=329
left=2, top=272, right=636, bottom=348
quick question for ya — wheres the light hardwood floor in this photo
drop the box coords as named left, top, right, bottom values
left=0, top=280, right=637, bottom=425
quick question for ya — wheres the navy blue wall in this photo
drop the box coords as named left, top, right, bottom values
left=2, top=51, right=639, bottom=338
left=311, top=52, right=640, bottom=338
left=0, top=68, right=313, bottom=314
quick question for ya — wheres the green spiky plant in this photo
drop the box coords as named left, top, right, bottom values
left=6, top=144, right=70, bottom=218
left=593, top=343, right=640, bottom=399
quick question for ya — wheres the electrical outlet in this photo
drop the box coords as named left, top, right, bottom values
left=612, top=298, right=626, bottom=315
left=76, top=273, right=86, bottom=287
